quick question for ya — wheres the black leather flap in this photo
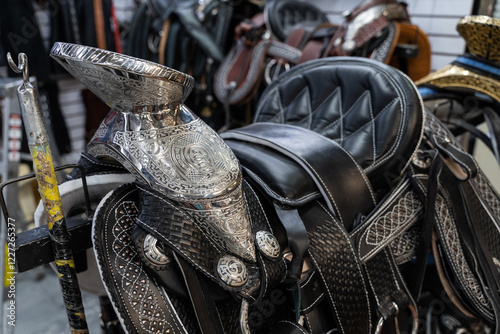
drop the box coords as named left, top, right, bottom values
left=225, top=137, right=320, bottom=206
left=223, top=123, right=376, bottom=230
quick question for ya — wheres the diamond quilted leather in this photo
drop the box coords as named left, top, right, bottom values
left=255, top=57, right=424, bottom=188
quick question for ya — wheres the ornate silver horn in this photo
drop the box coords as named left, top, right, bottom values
left=50, top=42, right=256, bottom=262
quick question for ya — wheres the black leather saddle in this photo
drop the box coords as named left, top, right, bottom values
left=50, top=49, right=500, bottom=333
left=89, top=57, right=427, bottom=334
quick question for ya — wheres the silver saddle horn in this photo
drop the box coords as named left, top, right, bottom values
left=50, top=42, right=257, bottom=263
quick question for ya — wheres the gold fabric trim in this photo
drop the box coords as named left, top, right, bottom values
left=416, top=64, right=500, bottom=101
left=457, top=15, right=500, bottom=63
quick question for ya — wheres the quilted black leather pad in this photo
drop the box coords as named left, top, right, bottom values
left=254, top=57, right=424, bottom=188
left=264, top=0, right=329, bottom=41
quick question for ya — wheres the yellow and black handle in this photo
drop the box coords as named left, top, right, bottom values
left=7, top=52, right=89, bottom=334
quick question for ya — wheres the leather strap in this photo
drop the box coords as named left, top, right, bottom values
left=175, top=5, right=224, bottom=62
left=174, top=253, right=225, bottom=334
left=304, top=200, right=372, bottom=333
left=352, top=178, right=423, bottom=262
left=483, top=106, right=500, bottom=165
left=68, top=0, right=82, bottom=44
left=165, top=21, right=181, bottom=68
left=158, top=18, right=171, bottom=65
left=214, top=39, right=271, bottom=105
left=440, top=167, right=500, bottom=324
left=273, top=205, right=308, bottom=281
left=93, top=0, right=107, bottom=49
left=110, top=0, right=121, bottom=53
left=273, top=204, right=308, bottom=321
left=363, top=249, right=418, bottom=332
left=223, top=123, right=376, bottom=231
left=410, top=149, right=443, bottom=299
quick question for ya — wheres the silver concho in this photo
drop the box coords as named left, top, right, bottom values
left=143, top=234, right=169, bottom=265
left=412, top=153, right=431, bottom=170
left=255, top=230, right=280, bottom=259
left=217, top=255, right=248, bottom=287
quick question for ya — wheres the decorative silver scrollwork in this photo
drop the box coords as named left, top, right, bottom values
left=217, top=255, right=248, bottom=287
left=143, top=234, right=169, bottom=265
left=255, top=230, right=280, bottom=259
left=51, top=41, right=256, bottom=266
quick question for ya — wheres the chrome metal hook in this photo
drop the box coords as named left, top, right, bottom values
left=7, top=52, right=29, bottom=83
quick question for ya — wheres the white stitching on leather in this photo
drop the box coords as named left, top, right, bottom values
left=316, top=200, right=372, bottom=332
left=243, top=167, right=321, bottom=205
left=280, top=320, right=308, bottom=334
left=276, top=124, right=376, bottom=209
left=301, top=270, right=316, bottom=288
left=136, top=185, right=256, bottom=301
left=368, top=92, right=377, bottom=167
left=324, top=90, right=371, bottom=139
left=301, top=292, right=325, bottom=313
left=305, top=314, right=313, bottom=334
left=306, top=86, right=341, bottom=131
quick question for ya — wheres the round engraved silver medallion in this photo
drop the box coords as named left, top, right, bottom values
left=255, top=230, right=280, bottom=259
left=143, top=234, right=169, bottom=265
left=217, top=255, right=248, bottom=287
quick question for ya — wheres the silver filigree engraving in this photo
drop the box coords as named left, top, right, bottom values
left=255, top=230, right=280, bottom=259
left=217, top=255, right=248, bottom=287
left=111, top=118, right=240, bottom=199
left=50, top=42, right=193, bottom=112
left=239, top=299, right=251, bottom=334
left=343, top=5, right=389, bottom=52
left=185, top=185, right=256, bottom=262
left=143, top=234, right=169, bottom=265
left=51, top=42, right=256, bottom=263
left=112, top=201, right=175, bottom=333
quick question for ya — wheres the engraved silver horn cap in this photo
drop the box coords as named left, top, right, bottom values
left=50, top=42, right=256, bottom=262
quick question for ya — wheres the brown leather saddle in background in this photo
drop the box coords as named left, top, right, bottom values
left=214, top=0, right=432, bottom=133
left=300, top=0, right=431, bottom=81
left=214, top=0, right=329, bottom=108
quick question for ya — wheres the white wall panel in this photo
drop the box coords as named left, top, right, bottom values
left=428, top=36, right=466, bottom=54
left=57, top=78, right=87, bottom=163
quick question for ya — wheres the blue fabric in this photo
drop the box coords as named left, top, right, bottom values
left=418, top=86, right=439, bottom=97
left=456, top=56, right=500, bottom=77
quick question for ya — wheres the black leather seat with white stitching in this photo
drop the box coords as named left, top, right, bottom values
left=254, top=57, right=423, bottom=184
left=222, top=57, right=424, bottom=229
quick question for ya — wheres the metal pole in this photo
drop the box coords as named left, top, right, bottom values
left=7, top=52, right=89, bottom=333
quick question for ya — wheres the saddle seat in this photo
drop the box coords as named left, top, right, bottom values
left=222, top=57, right=424, bottom=231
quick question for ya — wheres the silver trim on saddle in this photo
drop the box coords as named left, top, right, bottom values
left=50, top=42, right=257, bottom=262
